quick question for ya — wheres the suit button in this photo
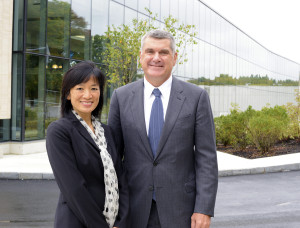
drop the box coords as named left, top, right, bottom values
left=148, top=186, right=154, bottom=191
left=153, top=161, right=158, bottom=166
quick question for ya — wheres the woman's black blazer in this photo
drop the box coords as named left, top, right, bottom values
left=46, top=111, right=129, bottom=228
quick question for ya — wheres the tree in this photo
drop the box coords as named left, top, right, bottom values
left=96, top=9, right=197, bottom=87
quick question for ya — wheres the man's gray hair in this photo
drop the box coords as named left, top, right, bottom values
left=141, top=30, right=176, bottom=55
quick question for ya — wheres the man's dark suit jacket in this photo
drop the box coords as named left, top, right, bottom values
left=108, top=77, right=218, bottom=228
left=46, top=111, right=129, bottom=228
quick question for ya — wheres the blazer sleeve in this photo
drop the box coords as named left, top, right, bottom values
left=194, top=89, right=218, bottom=217
left=104, top=125, right=130, bottom=228
left=46, top=121, right=109, bottom=228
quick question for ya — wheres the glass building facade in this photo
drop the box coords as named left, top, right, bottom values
left=1, top=0, right=299, bottom=143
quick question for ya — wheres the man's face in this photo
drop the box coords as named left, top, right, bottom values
left=140, top=37, right=177, bottom=86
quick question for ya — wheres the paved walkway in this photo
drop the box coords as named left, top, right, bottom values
left=0, top=151, right=300, bottom=179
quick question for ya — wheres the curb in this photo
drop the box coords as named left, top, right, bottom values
left=0, top=172, right=54, bottom=180
left=1, top=163, right=300, bottom=180
left=219, top=163, right=300, bottom=177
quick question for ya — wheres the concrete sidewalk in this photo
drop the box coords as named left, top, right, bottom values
left=0, top=151, right=300, bottom=179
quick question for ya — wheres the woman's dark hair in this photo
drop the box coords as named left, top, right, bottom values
left=60, top=61, right=105, bottom=118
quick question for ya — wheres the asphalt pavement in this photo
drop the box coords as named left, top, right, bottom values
left=212, top=170, right=300, bottom=228
left=1, top=171, right=300, bottom=227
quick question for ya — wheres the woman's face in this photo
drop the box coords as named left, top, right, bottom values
left=67, top=76, right=100, bottom=120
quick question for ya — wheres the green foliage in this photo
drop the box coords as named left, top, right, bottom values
left=25, top=107, right=37, bottom=120
left=296, top=89, right=300, bottom=104
left=282, top=89, right=300, bottom=139
left=230, top=106, right=256, bottom=150
left=215, top=105, right=255, bottom=150
left=215, top=105, right=292, bottom=154
left=188, top=74, right=298, bottom=86
left=282, top=103, right=299, bottom=139
left=214, top=115, right=235, bottom=147
left=25, top=107, right=38, bottom=131
left=248, top=106, right=289, bottom=153
left=47, top=0, right=71, bottom=56
left=97, top=8, right=197, bottom=87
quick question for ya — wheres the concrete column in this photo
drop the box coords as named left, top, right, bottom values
left=0, top=0, right=13, bottom=119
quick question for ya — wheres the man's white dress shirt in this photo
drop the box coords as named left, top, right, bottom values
left=144, top=75, right=172, bottom=135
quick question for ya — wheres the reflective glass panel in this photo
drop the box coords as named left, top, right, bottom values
left=45, top=58, right=69, bottom=132
left=109, top=1, right=124, bottom=27
left=138, top=12, right=148, bottom=22
left=13, top=0, right=24, bottom=51
left=169, top=0, right=178, bottom=26
left=150, top=0, right=160, bottom=20
left=199, top=41, right=205, bottom=78
left=91, top=0, right=109, bottom=63
left=178, top=0, right=186, bottom=25
left=70, top=0, right=91, bottom=60
left=25, top=54, right=46, bottom=140
left=26, top=0, right=47, bottom=54
left=92, top=0, right=108, bottom=36
left=205, top=7, right=211, bottom=43
left=124, top=7, right=137, bottom=26
left=11, top=53, right=23, bottom=141
left=186, top=0, right=193, bottom=25
left=161, top=0, right=169, bottom=19
left=138, top=0, right=149, bottom=15
left=0, top=120, right=10, bottom=142
left=47, top=0, right=71, bottom=57
left=185, top=41, right=193, bottom=79
left=193, top=0, right=200, bottom=32
left=114, top=0, right=124, bottom=4
left=192, top=40, right=199, bottom=78
left=125, top=0, right=137, bottom=10
left=199, top=2, right=205, bottom=40
left=210, top=11, right=216, bottom=46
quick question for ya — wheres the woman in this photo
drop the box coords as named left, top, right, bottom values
left=46, top=61, right=129, bottom=228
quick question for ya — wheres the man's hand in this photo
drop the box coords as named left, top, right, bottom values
left=191, top=213, right=211, bottom=228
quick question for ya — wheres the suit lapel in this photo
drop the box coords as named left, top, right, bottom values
left=155, top=77, right=185, bottom=159
left=65, top=112, right=100, bottom=157
left=130, top=79, right=153, bottom=160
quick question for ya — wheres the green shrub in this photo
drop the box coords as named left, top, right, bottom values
left=248, top=106, right=289, bottom=153
left=283, top=102, right=300, bottom=139
left=248, top=115, right=282, bottom=153
left=215, top=105, right=291, bottom=154
left=227, top=108, right=252, bottom=150
left=215, top=115, right=235, bottom=147
left=215, top=106, right=255, bottom=150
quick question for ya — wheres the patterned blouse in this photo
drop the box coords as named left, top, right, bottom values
left=72, top=110, right=119, bottom=228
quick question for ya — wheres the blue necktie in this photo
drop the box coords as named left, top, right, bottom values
left=148, top=88, right=164, bottom=158
left=148, top=88, right=164, bottom=201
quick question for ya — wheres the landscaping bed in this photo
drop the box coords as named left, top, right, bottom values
left=217, top=138, right=300, bottom=159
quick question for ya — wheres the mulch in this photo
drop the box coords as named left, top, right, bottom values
left=217, top=138, right=300, bottom=159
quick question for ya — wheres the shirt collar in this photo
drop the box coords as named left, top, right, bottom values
left=144, top=75, right=173, bottom=99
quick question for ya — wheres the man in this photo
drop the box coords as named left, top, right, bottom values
left=108, top=30, right=218, bottom=228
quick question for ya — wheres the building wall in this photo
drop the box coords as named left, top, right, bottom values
left=1, top=0, right=299, bottom=146
left=202, top=85, right=299, bottom=117
left=0, top=0, right=13, bottom=119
